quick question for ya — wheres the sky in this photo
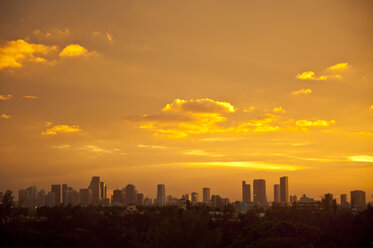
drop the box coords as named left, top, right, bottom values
left=0, top=0, right=372, bottom=202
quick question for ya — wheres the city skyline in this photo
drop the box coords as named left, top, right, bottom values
left=1, top=1, right=373, bottom=202
left=8, top=175, right=369, bottom=205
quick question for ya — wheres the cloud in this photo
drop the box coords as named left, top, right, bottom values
left=170, top=161, right=305, bottom=171
left=1, top=114, right=11, bottom=119
left=106, top=32, right=113, bottom=42
left=0, top=39, right=57, bottom=70
left=327, top=62, right=351, bottom=71
left=295, top=119, right=335, bottom=127
left=137, top=144, right=168, bottom=149
left=273, top=107, right=285, bottom=113
left=0, top=94, right=13, bottom=100
left=370, top=105, right=373, bottom=111
left=162, top=98, right=236, bottom=113
left=59, top=44, right=89, bottom=57
left=291, top=88, right=312, bottom=95
left=181, top=149, right=224, bottom=157
left=22, top=95, right=38, bottom=99
left=33, top=27, right=70, bottom=40
left=243, top=106, right=255, bottom=112
left=41, top=124, right=81, bottom=135
left=296, top=62, right=350, bottom=81
left=348, top=155, right=373, bottom=163
left=127, top=99, right=334, bottom=138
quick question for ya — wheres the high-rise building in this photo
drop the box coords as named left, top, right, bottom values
left=66, top=189, right=79, bottom=205
left=137, top=193, right=144, bottom=206
left=124, top=184, right=137, bottom=205
left=350, top=190, right=366, bottom=209
left=340, top=194, right=347, bottom=205
left=253, top=179, right=266, bottom=203
left=144, top=197, right=152, bottom=206
left=51, top=184, right=61, bottom=206
left=191, top=192, right=198, bottom=204
left=157, top=184, right=166, bottom=206
left=203, top=187, right=210, bottom=203
left=89, top=176, right=101, bottom=205
left=62, top=184, right=68, bottom=205
left=274, top=184, right=280, bottom=203
left=112, top=189, right=125, bottom=205
left=242, top=181, right=251, bottom=202
left=18, top=189, right=28, bottom=207
left=280, top=176, right=289, bottom=203
left=46, top=191, right=56, bottom=207
left=37, top=190, right=46, bottom=207
left=100, top=182, right=107, bottom=201
left=79, top=188, right=92, bottom=206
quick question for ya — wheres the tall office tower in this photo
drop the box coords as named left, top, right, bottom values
left=322, top=193, right=336, bottom=209
left=191, top=192, right=199, bottom=204
left=274, top=184, right=280, bottom=203
left=46, top=191, right=56, bottom=207
left=157, top=184, right=166, bottom=206
left=144, top=197, right=152, bottom=206
left=242, top=181, right=251, bottom=202
left=65, top=189, right=79, bottom=205
left=112, top=189, right=125, bottom=205
left=89, top=176, right=101, bottom=205
left=100, top=182, right=107, bottom=200
left=203, top=187, right=211, bottom=203
left=340, top=194, right=347, bottom=205
left=79, top=188, right=92, bottom=206
left=51, top=184, right=61, bottom=206
left=350, top=190, right=366, bottom=209
left=18, top=189, right=28, bottom=207
left=137, top=193, right=144, bottom=206
left=37, top=190, right=46, bottom=207
left=124, top=184, right=137, bottom=205
left=280, top=176, right=289, bottom=203
left=253, top=179, right=266, bottom=203
left=184, top=194, right=191, bottom=201
left=62, top=184, right=68, bottom=205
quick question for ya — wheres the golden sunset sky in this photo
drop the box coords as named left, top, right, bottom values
left=0, top=0, right=372, bottom=202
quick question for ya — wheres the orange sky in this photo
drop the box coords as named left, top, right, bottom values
left=0, top=0, right=372, bottom=202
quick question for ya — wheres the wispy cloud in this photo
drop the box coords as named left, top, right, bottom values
left=296, top=62, right=350, bottom=81
left=327, top=62, right=351, bottom=71
left=291, top=88, right=312, bottom=95
left=41, top=124, right=81, bottom=135
left=348, top=155, right=373, bottom=163
left=181, top=149, right=224, bottom=157
left=137, top=144, right=168, bottom=149
left=0, top=39, right=57, bottom=70
left=1, top=114, right=11, bottom=119
left=59, top=44, right=90, bottom=57
left=169, top=161, right=305, bottom=171
left=22, top=95, right=38, bottom=100
left=162, top=98, right=236, bottom=114
left=0, top=94, right=13, bottom=100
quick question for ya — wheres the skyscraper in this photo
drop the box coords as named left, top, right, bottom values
left=51, top=184, right=61, bottom=206
left=124, top=184, right=137, bottom=205
left=340, top=194, right=347, bottom=205
left=280, top=176, right=289, bottom=203
left=203, top=187, right=210, bottom=203
left=62, top=184, right=68, bottom=205
left=157, top=184, right=166, bottom=206
left=100, top=181, right=107, bottom=201
left=191, top=192, right=198, bottom=204
left=350, top=190, right=366, bottom=209
left=112, top=189, right=125, bottom=205
left=242, top=181, right=251, bottom=202
left=137, top=193, right=144, bottom=206
left=274, top=184, right=280, bottom=203
left=79, top=188, right=92, bottom=206
left=253, top=179, right=266, bottom=203
left=89, top=176, right=101, bottom=205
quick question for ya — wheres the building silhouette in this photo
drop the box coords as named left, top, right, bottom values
left=157, top=184, right=166, bottom=206
left=242, top=181, right=251, bottom=202
left=112, top=189, right=125, bottom=205
left=340, top=194, right=347, bottom=205
left=51, top=184, right=61, bottom=206
left=124, top=184, right=137, bottom=205
left=203, top=187, right=210, bottom=203
left=100, top=182, right=107, bottom=201
left=280, top=176, right=288, bottom=203
left=350, top=190, right=366, bottom=209
left=79, top=188, right=92, bottom=206
left=89, top=177, right=101, bottom=205
left=137, top=193, right=144, bottom=206
left=191, top=192, right=198, bottom=204
left=274, top=184, right=280, bottom=203
left=253, top=179, right=266, bottom=203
